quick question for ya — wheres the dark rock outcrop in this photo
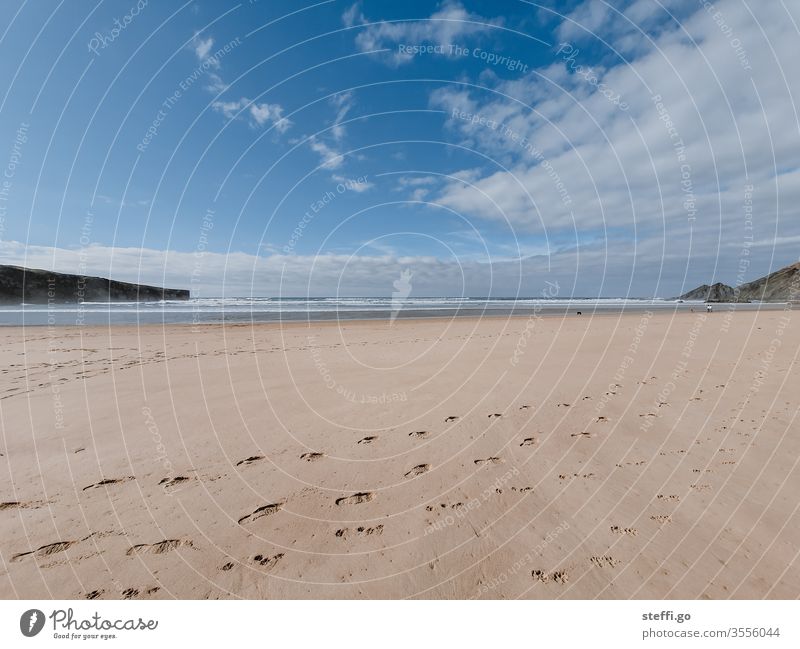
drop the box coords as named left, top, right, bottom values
left=676, top=282, right=736, bottom=302
left=0, top=265, right=190, bottom=304
left=676, top=261, right=800, bottom=302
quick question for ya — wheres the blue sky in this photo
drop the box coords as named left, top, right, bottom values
left=0, top=0, right=798, bottom=297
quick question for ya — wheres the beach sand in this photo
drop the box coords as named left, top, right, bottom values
left=1, top=309, right=798, bottom=599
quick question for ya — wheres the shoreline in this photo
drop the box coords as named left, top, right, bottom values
left=0, top=300, right=788, bottom=328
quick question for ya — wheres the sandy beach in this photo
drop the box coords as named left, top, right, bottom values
left=1, top=309, right=798, bottom=599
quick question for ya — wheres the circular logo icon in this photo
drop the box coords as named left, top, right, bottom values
left=20, top=609, right=45, bottom=637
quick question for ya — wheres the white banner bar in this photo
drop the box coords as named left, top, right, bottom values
left=1, top=600, right=796, bottom=648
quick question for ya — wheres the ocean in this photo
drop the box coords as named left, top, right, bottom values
left=0, top=297, right=776, bottom=326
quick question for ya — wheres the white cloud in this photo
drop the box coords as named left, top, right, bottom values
left=392, top=175, right=439, bottom=200
left=332, top=174, right=373, bottom=192
left=212, top=97, right=291, bottom=132
left=211, top=99, right=244, bottom=119
left=398, top=176, right=437, bottom=187
left=6, top=233, right=791, bottom=298
left=205, top=72, right=228, bottom=94
left=556, top=0, right=611, bottom=42
left=308, top=136, right=344, bottom=169
left=330, top=91, right=354, bottom=141
left=342, top=2, right=365, bottom=28
left=0, top=237, right=620, bottom=297
left=557, top=0, right=695, bottom=52
left=192, top=34, right=218, bottom=67
left=0, top=239, right=505, bottom=297
left=249, top=102, right=288, bottom=129
left=189, top=33, right=232, bottom=93
left=354, top=1, right=502, bottom=65
left=422, top=0, right=800, bottom=290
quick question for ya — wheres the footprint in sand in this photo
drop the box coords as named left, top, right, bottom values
left=356, top=525, right=383, bottom=536
left=519, top=438, right=536, bottom=446
left=126, top=539, right=193, bottom=556
left=519, top=405, right=531, bottom=410
left=445, top=416, right=459, bottom=422
left=0, top=501, right=34, bottom=510
left=404, top=464, right=430, bottom=478
left=85, top=590, right=103, bottom=599
left=488, top=413, right=502, bottom=419
left=253, top=553, right=284, bottom=569
left=12, top=541, right=74, bottom=562
left=220, top=562, right=235, bottom=571
left=589, top=556, right=620, bottom=568
left=657, top=494, right=681, bottom=501
left=650, top=515, right=672, bottom=524
left=532, top=569, right=550, bottom=583
left=474, top=457, right=503, bottom=466
left=357, top=436, right=377, bottom=445
left=532, top=569, right=569, bottom=584
left=570, top=432, right=593, bottom=438
left=236, top=455, right=264, bottom=467
left=336, top=525, right=384, bottom=538
left=409, top=431, right=428, bottom=439
left=159, top=476, right=191, bottom=489
left=238, top=503, right=284, bottom=525
left=335, top=492, right=374, bottom=506
left=122, top=588, right=139, bottom=600
left=300, top=452, right=324, bottom=462
left=82, top=477, right=134, bottom=491
left=553, top=570, right=569, bottom=584
left=610, top=525, right=638, bottom=536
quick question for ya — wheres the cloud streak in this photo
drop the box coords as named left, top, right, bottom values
left=350, top=1, right=502, bottom=65
left=212, top=97, right=292, bottom=132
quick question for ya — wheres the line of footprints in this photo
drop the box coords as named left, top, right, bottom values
left=7, top=394, right=743, bottom=597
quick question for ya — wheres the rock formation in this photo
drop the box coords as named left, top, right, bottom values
left=0, top=265, right=190, bottom=304
left=676, top=261, right=800, bottom=302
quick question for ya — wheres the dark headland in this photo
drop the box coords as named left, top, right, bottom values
left=676, top=261, right=800, bottom=302
left=0, top=265, right=190, bottom=304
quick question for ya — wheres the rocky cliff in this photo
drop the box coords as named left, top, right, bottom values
left=676, top=261, right=800, bottom=302
left=0, top=265, right=190, bottom=304
left=736, top=261, right=800, bottom=302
